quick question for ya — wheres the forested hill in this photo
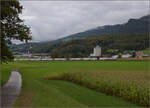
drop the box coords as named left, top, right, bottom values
left=48, top=34, right=149, bottom=58
left=11, top=34, right=149, bottom=58
left=60, top=15, right=149, bottom=41
left=10, top=15, right=149, bottom=55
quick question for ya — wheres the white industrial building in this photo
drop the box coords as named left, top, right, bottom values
left=90, top=45, right=101, bottom=57
left=121, top=54, right=132, bottom=58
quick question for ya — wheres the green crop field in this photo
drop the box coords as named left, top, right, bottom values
left=1, top=61, right=149, bottom=107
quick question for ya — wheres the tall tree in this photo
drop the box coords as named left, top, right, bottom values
left=1, top=0, right=32, bottom=63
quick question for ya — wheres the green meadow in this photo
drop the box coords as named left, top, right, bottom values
left=1, top=61, right=149, bottom=107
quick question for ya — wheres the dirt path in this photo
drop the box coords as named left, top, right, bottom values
left=1, top=70, right=22, bottom=108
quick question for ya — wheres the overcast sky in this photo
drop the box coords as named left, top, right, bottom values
left=14, top=1, right=149, bottom=43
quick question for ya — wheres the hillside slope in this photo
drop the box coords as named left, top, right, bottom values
left=49, top=34, right=149, bottom=58
left=10, top=15, right=149, bottom=54
left=60, top=15, right=149, bottom=41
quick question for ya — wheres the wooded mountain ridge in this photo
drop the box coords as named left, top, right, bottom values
left=10, top=15, right=149, bottom=57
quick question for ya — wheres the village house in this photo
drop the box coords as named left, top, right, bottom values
left=136, top=51, right=149, bottom=58
left=136, top=51, right=143, bottom=58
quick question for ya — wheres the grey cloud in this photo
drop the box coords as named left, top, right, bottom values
left=18, top=1, right=149, bottom=42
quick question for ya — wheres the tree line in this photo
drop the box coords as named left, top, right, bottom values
left=45, top=34, right=149, bottom=58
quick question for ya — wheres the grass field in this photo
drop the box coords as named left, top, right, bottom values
left=1, top=61, right=149, bottom=107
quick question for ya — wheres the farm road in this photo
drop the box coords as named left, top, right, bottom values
left=1, top=70, right=22, bottom=108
